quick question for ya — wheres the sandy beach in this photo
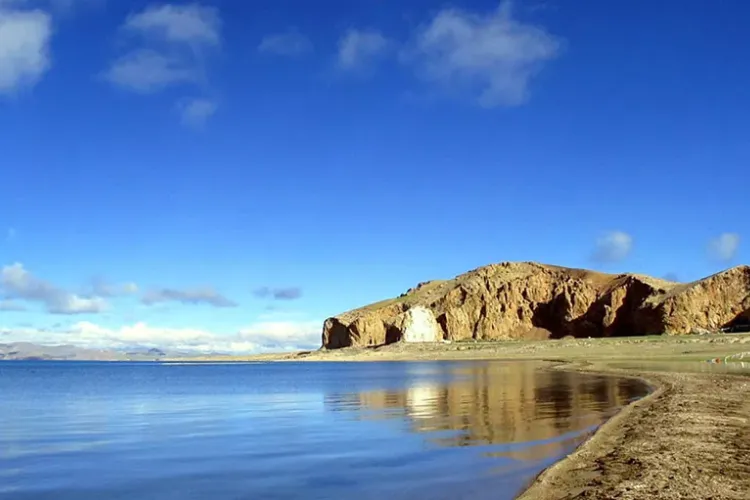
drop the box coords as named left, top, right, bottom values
left=180, top=335, right=750, bottom=499
left=518, top=363, right=750, bottom=499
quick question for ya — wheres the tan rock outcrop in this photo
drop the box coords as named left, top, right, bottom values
left=321, top=262, right=750, bottom=349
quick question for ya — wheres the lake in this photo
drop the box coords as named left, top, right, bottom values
left=0, top=361, right=649, bottom=499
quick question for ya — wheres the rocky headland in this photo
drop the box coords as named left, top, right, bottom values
left=322, top=262, right=750, bottom=349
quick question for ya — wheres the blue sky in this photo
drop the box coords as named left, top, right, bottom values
left=0, top=0, right=747, bottom=352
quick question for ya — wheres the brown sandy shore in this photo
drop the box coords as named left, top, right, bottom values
left=518, top=363, right=750, bottom=500
left=173, top=336, right=750, bottom=499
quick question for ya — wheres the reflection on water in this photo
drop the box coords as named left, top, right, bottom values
left=0, top=361, right=649, bottom=500
left=326, top=362, right=647, bottom=464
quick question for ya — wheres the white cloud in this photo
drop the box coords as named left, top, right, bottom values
left=0, top=319, right=322, bottom=353
left=78, top=321, right=216, bottom=346
left=123, top=3, right=220, bottom=46
left=708, top=233, right=740, bottom=262
left=258, top=30, right=313, bottom=57
left=404, top=1, right=561, bottom=107
left=177, top=97, right=217, bottom=127
left=591, top=231, right=633, bottom=263
left=51, top=294, right=107, bottom=315
left=0, top=322, right=219, bottom=351
left=0, top=6, right=52, bottom=95
left=104, top=49, right=196, bottom=93
left=1, top=262, right=107, bottom=314
left=238, top=320, right=321, bottom=351
left=338, top=29, right=391, bottom=70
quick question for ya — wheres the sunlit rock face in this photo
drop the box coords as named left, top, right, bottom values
left=321, top=262, right=750, bottom=349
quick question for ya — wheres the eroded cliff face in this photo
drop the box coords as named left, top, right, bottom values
left=321, top=262, right=750, bottom=349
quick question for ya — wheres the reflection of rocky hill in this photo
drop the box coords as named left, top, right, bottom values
left=322, top=262, right=750, bottom=348
left=326, top=363, right=647, bottom=460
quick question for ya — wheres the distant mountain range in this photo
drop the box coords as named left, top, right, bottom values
left=0, top=342, right=192, bottom=361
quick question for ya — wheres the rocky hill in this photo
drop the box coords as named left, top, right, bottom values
left=322, top=262, right=750, bottom=349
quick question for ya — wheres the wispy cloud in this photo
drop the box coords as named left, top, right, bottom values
left=403, top=1, right=562, bottom=107
left=105, top=4, right=220, bottom=92
left=591, top=231, right=633, bottom=263
left=1, top=263, right=107, bottom=314
left=177, top=97, right=217, bottom=127
left=254, top=287, right=303, bottom=301
left=0, top=5, right=52, bottom=95
left=142, top=287, right=237, bottom=308
left=708, top=233, right=740, bottom=262
left=122, top=3, right=220, bottom=47
left=104, top=49, right=197, bottom=93
left=104, top=3, right=220, bottom=121
left=337, top=29, right=391, bottom=71
left=259, top=29, right=313, bottom=57
left=5, top=227, right=16, bottom=241
left=89, top=277, right=138, bottom=298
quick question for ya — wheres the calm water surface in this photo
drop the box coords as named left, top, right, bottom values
left=0, top=361, right=649, bottom=499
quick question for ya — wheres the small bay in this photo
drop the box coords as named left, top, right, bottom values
left=0, top=361, right=649, bottom=500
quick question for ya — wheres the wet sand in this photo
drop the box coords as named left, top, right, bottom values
left=177, top=335, right=750, bottom=499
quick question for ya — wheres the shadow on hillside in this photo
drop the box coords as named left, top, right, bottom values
left=530, top=280, right=661, bottom=339
left=722, top=309, right=750, bottom=333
